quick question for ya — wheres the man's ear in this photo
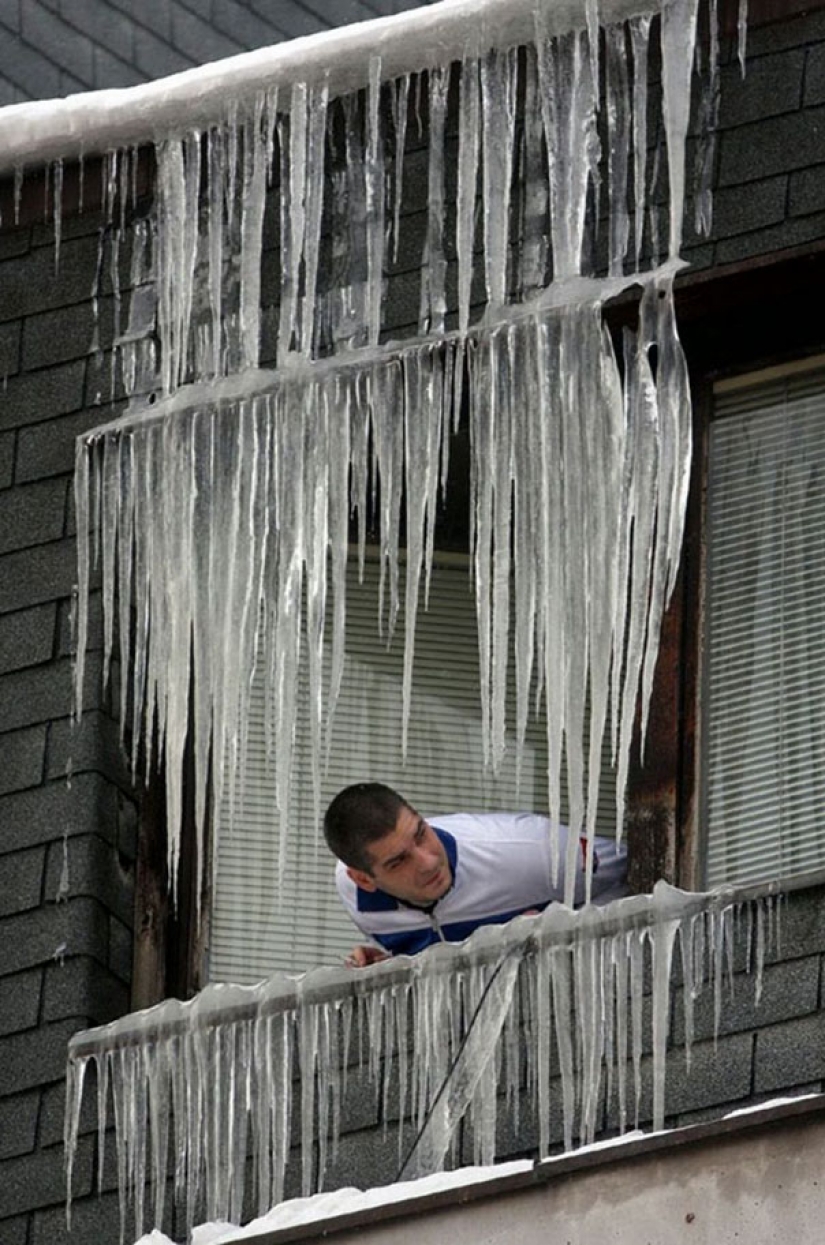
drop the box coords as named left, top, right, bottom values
left=347, top=866, right=377, bottom=892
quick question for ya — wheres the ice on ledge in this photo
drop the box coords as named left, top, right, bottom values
left=66, top=884, right=783, bottom=1242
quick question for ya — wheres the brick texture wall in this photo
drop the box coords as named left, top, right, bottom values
left=682, top=6, right=825, bottom=269
left=0, top=205, right=140, bottom=1245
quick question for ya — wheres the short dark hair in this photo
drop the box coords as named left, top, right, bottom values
left=323, top=783, right=411, bottom=871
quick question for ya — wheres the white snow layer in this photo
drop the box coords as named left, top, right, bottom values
left=0, top=0, right=661, bottom=173
left=193, top=1161, right=535, bottom=1244
left=133, top=1161, right=535, bottom=1245
left=68, top=0, right=720, bottom=910
left=65, top=884, right=781, bottom=1242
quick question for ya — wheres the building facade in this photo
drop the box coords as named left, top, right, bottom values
left=2, top=0, right=825, bottom=1240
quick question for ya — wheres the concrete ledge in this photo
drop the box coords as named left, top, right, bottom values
left=223, top=1093, right=825, bottom=1245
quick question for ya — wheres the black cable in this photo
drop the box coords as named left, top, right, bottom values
left=394, top=945, right=523, bottom=1181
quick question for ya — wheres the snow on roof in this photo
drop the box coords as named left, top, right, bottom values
left=0, top=0, right=656, bottom=175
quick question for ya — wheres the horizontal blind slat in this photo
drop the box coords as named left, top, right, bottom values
left=704, top=365, right=825, bottom=889
left=212, top=555, right=618, bottom=982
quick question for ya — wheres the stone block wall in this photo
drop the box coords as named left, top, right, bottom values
left=705, top=8, right=825, bottom=266
left=0, top=206, right=139, bottom=1245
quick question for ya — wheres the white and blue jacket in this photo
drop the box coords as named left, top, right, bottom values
left=335, top=811, right=628, bottom=957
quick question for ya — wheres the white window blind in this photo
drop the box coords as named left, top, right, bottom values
left=702, top=363, right=825, bottom=888
left=210, top=554, right=617, bottom=982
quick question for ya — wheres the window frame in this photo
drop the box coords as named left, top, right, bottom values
left=628, top=243, right=825, bottom=895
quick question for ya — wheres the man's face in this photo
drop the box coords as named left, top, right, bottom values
left=346, top=804, right=452, bottom=907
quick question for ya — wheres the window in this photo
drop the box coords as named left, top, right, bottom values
left=210, top=554, right=618, bottom=982
left=701, top=360, right=825, bottom=887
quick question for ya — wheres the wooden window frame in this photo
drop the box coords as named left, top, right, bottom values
left=623, top=242, right=825, bottom=894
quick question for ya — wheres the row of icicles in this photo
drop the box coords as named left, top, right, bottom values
left=66, top=0, right=724, bottom=898
left=65, top=885, right=781, bottom=1241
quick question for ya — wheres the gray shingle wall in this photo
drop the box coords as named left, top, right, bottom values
left=680, top=13, right=825, bottom=268
left=0, top=0, right=441, bottom=104
left=0, top=206, right=138, bottom=1241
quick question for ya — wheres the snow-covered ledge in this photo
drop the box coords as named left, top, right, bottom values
left=0, top=0, right=661, bottom=173
left=65, top=876, right=801, bottom=1240
left=174, top=1094, right=825, bottom=1245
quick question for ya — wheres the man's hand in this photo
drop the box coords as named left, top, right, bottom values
left=345, top=944, right=391, bottom=969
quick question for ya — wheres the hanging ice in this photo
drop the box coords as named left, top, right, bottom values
left=52, top=0, right=726, bottom=907
left=64, top=885, right=782, bottom=1240
left=21, top=0, right=757, bottom=1229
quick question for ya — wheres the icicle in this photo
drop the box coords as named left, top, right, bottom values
left=100, top=435, right=120, bottom=692
left=560, top=308, right=590, bottom=901
left=575, top=910, right=606, bottom=1142
left=456, top=58, right=480, bottom=333
left=391, top=75, right=410, bottom=265
left=471, top=332, right=495, bottom=769
left=605, top=23, right=631, bottom=276
left=489, top=326, right=514, bottom=775
left=349, top=374, right=370, bottom=579
left=651, top=907, right=678, bottom=1130
left=13, top=164, right=23, bottom=224
left=535, top=21, right=599, bottom=279
left=72, top=440, right=91, bottom=728
left=660, top=0, right=701, bottom=257
left=679, top=914, right=697, bottom=1068
left=419, top=65, right=449, bottom=336
left=270, top=387, right=305, bottom=872
left=615, top=312, right=659, bottom=832
left=145, top=1042, right=171, bottom=1231
left=53, top=158, right=64, bottom=272
left=535, top=314, right=565, bottom=883
left=519, top=49, right=549, bottom=300
left=628, top=925, right=645, bottom=1127
left=129, top=428, right=151, bottom=777
left=585, top=318, right=624, bottom=864
left=281, top=83, right=310, bottom=360
left=342, top=96, right=369, bottom=351
left=630, top=17, right=651, bottom=270
left=64, top=1053, right=88, bottom=1229
left=612, top=931, right=630, bottom=1133
left=693, top=0, right=720, bottom=237
left=711, top=906, right=726, bottom=1040
left=479, top=46, right=518, bottom=308
left=156, top=134, right=201, bottom=391
left=303, top=381, right=330, bottom=833
left=752, top=897, right=766, bottom=1005
left=551, top=940, right=576, bottom=1150
left=302, top=81, right=330, bottom=357
left=365, top=58, right=385, bottom=347
left=401, top=347, right=441, bottom=755
left=207, top=127, right=226, bottom=378
left=325, top=379, right=351, bottom=758
left=109, top=228, right=124, bottom=402
left=512, top=322, right=538, bottom=792
left=738, top=0, right=748, bottom=75
left=239, top=97, right=269, bottom=369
